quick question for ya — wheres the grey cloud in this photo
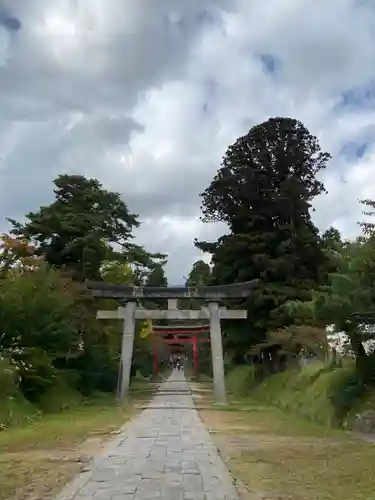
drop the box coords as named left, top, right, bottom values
left=3, top=0, right=375, bottom=281
left=134, top=217, right=226, bottom=285
left=0, top=0, right=231, bottom=119
left=0, top=6, right=21, bottom=32
left=0, top=114, right=139, bottom=220
left=0, top=0, right=229, bottom=208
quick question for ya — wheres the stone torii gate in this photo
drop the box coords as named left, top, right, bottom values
left=86, top=281, right=257, bottom=405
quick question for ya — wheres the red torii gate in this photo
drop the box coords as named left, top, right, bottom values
left=152, top=324, right=210, bottom=377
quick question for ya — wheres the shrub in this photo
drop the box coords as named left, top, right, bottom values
left=0, top=267, right=81, bottom=399
left=226, top=365, right=260, bottom=395
left=67, top=346, right=118, bottom=396
left=0, top=357, right=37, bottom=427
left=345, top=388, right=375, bottom=432
left=35, top=373, right=83, bottom=412
left=251, top=361, right=363, bottom=427
left=297, top=364, right=360, bottom=426
left=252, top=360, right=328, bottom=406
left=0, top=357, right=18, bottom=396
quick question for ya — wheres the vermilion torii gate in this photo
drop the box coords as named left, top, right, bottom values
left=152, top=323, right=211, bottom=377
left=87, top=281, right=257, bottom=405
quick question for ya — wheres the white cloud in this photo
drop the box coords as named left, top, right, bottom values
left=2, top=0, right=375, bottom=283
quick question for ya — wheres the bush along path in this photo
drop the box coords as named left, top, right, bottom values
left=55, top=371, right=239, bottom=500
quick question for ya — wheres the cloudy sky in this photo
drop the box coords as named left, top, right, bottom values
left=1, top=0, right=375, bottom=283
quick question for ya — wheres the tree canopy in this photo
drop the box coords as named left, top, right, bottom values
left=146, top=264, right=168, bottom=287
left=185, top=259, right=212, bottom=287
left=0, top=175, right=166, bottom=407
left=8, top=174, right=164, bottom=281
left=196, top=117, right=332, bottom=359
left=286, top=203, right=375, bottom=382
left=199, top=117, right=330, bottom=229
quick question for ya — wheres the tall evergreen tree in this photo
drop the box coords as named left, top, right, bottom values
left=196, top=117, right=331, bottom=359
left=322, top=227, right=342, bottom=249
left=146, top=264, right=168, bottom=287
left=7, top=174, right=156, bottom=281
left=186, top=260, right=212, bottom=287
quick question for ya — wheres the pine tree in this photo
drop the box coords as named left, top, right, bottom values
left=196, top=117, right=331, bottom=359
left=186, top=260, right=212, bottom=287
left=146, top=264, right=168, bottom=287
left=8, top=174, right=139, bottom=281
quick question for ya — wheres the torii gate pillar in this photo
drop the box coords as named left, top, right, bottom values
left=119, top=301, right=136, bottom=404
left=192, top=335, right=199, bottom=378
left=153, top=337, right=159, bottom=378
left=208, top=302, right=226, bottom=405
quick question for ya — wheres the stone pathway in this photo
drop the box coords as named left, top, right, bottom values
left=56, top=371, right=238, bottom=500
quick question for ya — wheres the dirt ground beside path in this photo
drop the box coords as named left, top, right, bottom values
left=199, top=399, right=375, bottom=500
left=0, top=391, right=150, bottom=500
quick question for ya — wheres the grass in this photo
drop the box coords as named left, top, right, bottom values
left=0, top=387, right=151, bottom=500
left=226, top=361, right=365, bottom=428
left=345, top=387, right=375, bottom=431
left=198, top=395, right=375, bottom=500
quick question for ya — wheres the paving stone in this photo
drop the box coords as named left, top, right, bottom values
left=54, top=371, right=238, bottom=500
left=183, top=493, right=205, bottom=500
left=160, top=485, right=185, bottom=500
left=164, top=471, right=182, bottom=484
left=112, top=495, right=135, bottom=500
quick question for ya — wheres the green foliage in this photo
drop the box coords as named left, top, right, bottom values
left=101, top=261, right=135, bottom=285
left=252, top=362, right=364, bottom=427
left=8, top=174, right=140, bottom=281
left=344, top=384, right=375, bottom=431
left=0, top=357, right=19, bottom=396
left=132, top=351, right=153, bottom=379
left=255, top=325, right=328, bottom=359
left=68, top=345, right=118, bottom=396
left=225, top=365, right=260, bottom=395
left=288, top=235, right=375, bottom=381
left=198, top=348, right=213, bottom=378
left=196, top=117, right=331, bottom=358
left=359, top=198, right=375, bottom=237
left=298, top=365, right=362, bottom=426
left=146, top=264, right=168, bottom=286
left=199, top=117, right=330, bottom=226
left=0, top=261, right=120, bottom=404
left=0, top=358, right=38, bottom=427
left=252, top=361, right=327, bottom=404
left=0, top=391, right=37, bottom=428
left=0, top=266, right=81, bottom=400
left=34, top=374, right=84, bottom=412
left=184, top=259, right=212, bottom=310
left=0, top=172, right=170, bottom=422
left=186, top=260, right=211, bottom=286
